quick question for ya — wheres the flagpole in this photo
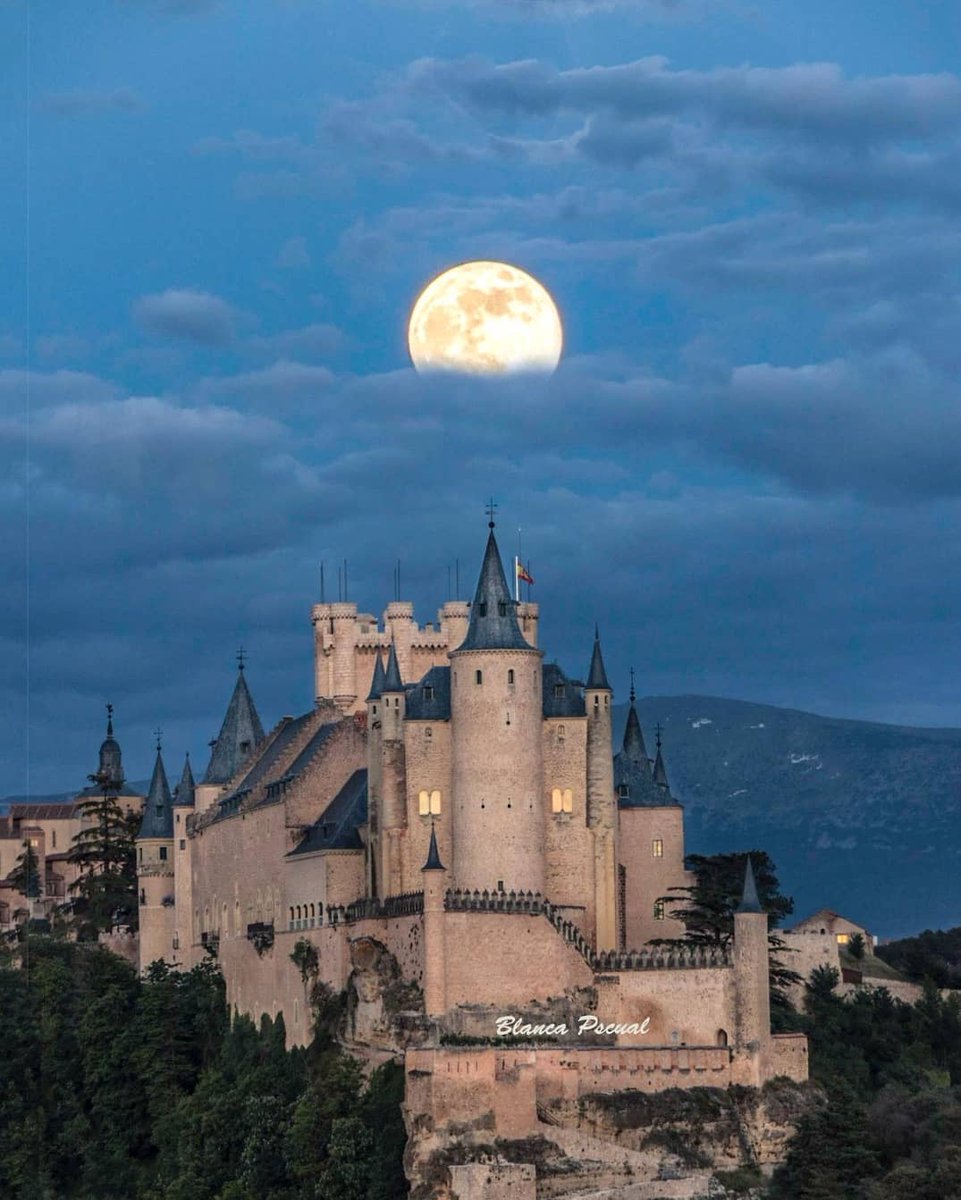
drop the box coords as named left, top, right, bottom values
left=516, top=527, right=523, bottom=604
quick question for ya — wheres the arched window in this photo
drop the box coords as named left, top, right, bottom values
left=507, top=669, right=514, bottom=685
left=475, top=669, right=483, bottom=685
left=289, top=906, right=294, bottom=925
left=551, top=788, right=573, bottom=814
left=234, top=900, right=241, bottom=935
left=418, top=790, right=430, bottom=815
left=716, top=1029, right=729, bottom=1047
left=221, top=903, right=228, bottom=934
left=430, top=790, right=442, bottom=815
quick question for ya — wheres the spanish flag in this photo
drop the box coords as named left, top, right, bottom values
left=516, top=559, right=534, bottom=585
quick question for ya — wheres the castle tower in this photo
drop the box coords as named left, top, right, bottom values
left=380, top=643, right=408, bottom=896
left=365, top=652, right=387, bottom=898
left=450, top=522, right=545, bottom=894
left=137, top=738, right=176, bottom=970
left=171, top=753, right=195, bottom=966
left=585, top=628, right=618, bottom=951
left=733, top=856, right=771, bottom=1075
left=195, top=660, right=265, bottom=813
left=97, top=704, right=125, bottom=791
left=421, top=823, right=447, bottom=1017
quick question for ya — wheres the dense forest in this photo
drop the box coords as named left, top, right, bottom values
left=4, top=924, right=961, bottom=1198
left=876, top=925, right=961, bottom=989
left=0, top=939, right=407, bottom=1200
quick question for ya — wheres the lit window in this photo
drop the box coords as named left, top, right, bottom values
left=419, top=790, right=430, bottom=816
left=475, top=670, right=483, bottom=685
left=430, top=790, right=442, bottom=815
left=551, top=788, right=563, bottom=813
left=837, top=933, right=850, bottom=945
left=652, top=839, right=663, bottom=858
left=654, top=901, right=666, bottom=921
left=563, top=789, right=573, bottom=813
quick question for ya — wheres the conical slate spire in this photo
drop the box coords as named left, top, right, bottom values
left=457, top=527, right=531, bottom=652
left=382, top=643, right=403, bottom=693
left=203, top=666, right=265, bottom=785
left=366, top=652, right=387, bottom=701
left=139, top=746, right=174, bottom=839
left=652, top=724, right=670, bottom=790
left=173, top=753, right=195, bottom=808
left=622, top=678, right=648, bottom=761
left=737, top=856, right=764, bottom=914
left=422, top=822, right=445, bottom=872
left=586, top=626, right=611, bottom=691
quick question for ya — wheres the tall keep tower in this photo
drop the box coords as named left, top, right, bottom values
left=585, top=629, right=617, bottom=951
left=450, top=520, right=545, bottom=894
left=137, top=737, right=175, bottom=969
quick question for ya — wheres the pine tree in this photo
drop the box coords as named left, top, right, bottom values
left=68, top=769, right=139, bottom=939
left=8, top=839, right=41, bottom=901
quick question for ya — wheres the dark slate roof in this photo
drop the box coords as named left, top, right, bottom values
left=614, top=700, right=664, bottom=808
left=203, top=669, right=266, bottom=786
left=138, top=749, right=173, bottom=839
left=737, top=857, right=764, bottom=914
left=406, top=666, right=451, bottom=720
left=652, top=732, right=671, bottom=791
left=543, top=663, right=586, bottom=718
left=366, top=652, right=387, bottom=701
left=8, top=803, right=77, bottom=821
left=422, top=822, right=445, bottom=871
left=173, top=755, right=195, bottom=808
left=288, top=769, right=368, bottom=855
left=586, top=628, right=611, bottom=690
left=383, top=643, right=403, bottom=692
left=457, top=529, right=532, bottom=652
left=219, top=712, right=314, bottom=808
left=280, top=721, right=338, bottom=783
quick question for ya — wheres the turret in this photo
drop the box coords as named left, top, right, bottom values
left=652, top=724, right=670, bottom=791
left=96, top=703, right=125, bottom=790
left=733, top=856, right=771, bottom=1075
left=421, top=823, right=447, bottom=1016
left=585, top=627, right=617, bottom=951
left=380, top=643, right=407, bottom=896
left=171, top=753, right=195, bottom=967
left=450, top=520, right=545, bottom=894
left=366, top=653, right=387, bottom=897
left=137, top=736, right=176, bottom=970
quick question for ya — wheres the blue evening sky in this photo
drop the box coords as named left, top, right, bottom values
left=3, top=0, right=961, bottom=792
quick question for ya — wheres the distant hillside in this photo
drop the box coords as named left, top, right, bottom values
left=626, top=695, right=961, bottom=940
left=0, top=782, right=150, bottom=815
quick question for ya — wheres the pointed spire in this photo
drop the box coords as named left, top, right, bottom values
left=139, top=743, right=174, bottom=839
left=97, top=702, right=124, bottom=789
left=737, top=855, right=764, bottom=914
left=586, top=625, right=611, bottom=691
left=366, top=652, right=387, bottom=701
left=382, top=643, right=403, bottom=693
left=422, top=822, right=445, bottom=872
left=173, top=753, right=196, bottom=808
left=457, top=525, right=531, bottom=652
left=622, top=679, right=648, bottom=761
left=652, top=722, right=670, bottom=789
left=203, top=663, right=266, bottom=785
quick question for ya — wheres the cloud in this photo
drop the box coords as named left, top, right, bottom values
left=0, top=334, right=23, bottom=360
left=35, top=333, right=92, bottom=362
left=249, top=324, right=345, bottom=360
left=275, top=236, right=311, bottom=270
left=134, top=288, right=241, bottom=346
left=36, top=87, right=145, bottom=117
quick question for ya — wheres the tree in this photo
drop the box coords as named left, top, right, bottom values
left=8, top=840, right=41, bottom=901
left=68, top=769, right=139, bottom=939
left=655, top=849, right=803, bottom=1007
left=849, top=932, right=867, bottom=960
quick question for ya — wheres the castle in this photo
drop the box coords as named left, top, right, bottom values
left=134, top=518, right=808, bottom=1197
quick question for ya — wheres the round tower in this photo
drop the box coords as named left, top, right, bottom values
left=450, top=524, right=545, bottom=895
left=585, top=628, right=617, bottom=951
left=137, top=738, right=176, bottom=971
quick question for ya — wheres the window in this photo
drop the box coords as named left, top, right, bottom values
left=836, top=933, right=850, bottom=945
left=551, top=788, right=573, bottom=814
left=425, top=727, right=432, bottom=738
left=716, top=1029, right=729, bottom=1047
left=475, top=669, right=483, bottom=685
left=497, top=601, right=507, bottom=616
left=477, top=602, right=487, bottom=616
left=159, top=846, right=168, bottom=861
left=138, top=847, right=143, bottom=863
left=424, top=685, right=434, bottom=700
left=654, top=900, right=666, bottom=921
left=507, top=669, right=514, bottom=685
left=652, top=839, right=663, bottom=858
left=618, top=784, right=630, bottom=799
left=180, top=839, right=186, bottom=851
left=140, top=889, right=146, bottom=905
left=554, top=683, right=565, bottom=699
left=420, top=789, right=441, bottom=815
left=51, top=831, right=56, bottom=848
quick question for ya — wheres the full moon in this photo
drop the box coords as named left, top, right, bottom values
left=408, top=260, right=563, bottom=376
